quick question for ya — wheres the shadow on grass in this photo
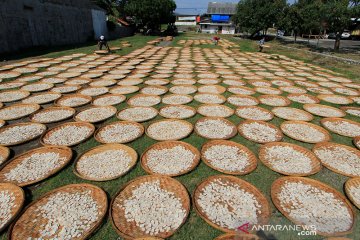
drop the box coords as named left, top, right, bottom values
left=0, top=41, right=98, bottom=62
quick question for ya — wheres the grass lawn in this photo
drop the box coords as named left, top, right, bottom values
left=1, top=33, right=360, bottom=240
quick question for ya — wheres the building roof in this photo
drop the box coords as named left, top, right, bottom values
left=207, top=2, right=237, bottom=15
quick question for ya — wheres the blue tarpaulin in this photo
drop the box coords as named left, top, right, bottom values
left=211, top=15, right=230, bottom=22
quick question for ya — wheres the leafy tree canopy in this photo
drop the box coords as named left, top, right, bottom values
left=124, top=0, right=176, bottom=30
left=233, top=0, right=287, bottom=36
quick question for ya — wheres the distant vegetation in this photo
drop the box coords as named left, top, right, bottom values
left=233, top=0, right=360, bottom=51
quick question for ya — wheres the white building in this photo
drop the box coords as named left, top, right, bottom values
left=199, top=2, right=237, bottom=35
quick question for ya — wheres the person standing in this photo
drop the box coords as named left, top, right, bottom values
left=258, top=37, right=265, bottom=52
left=98, top=35, right=110, bottom=52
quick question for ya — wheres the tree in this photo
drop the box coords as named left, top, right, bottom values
left=234, top=0, right=287, bottom=37
left=124, top=0, right=176, bottom=31
left=322, top=0, right=352, bottom=51
left=92, top=0, right=122, bottom=17
left=278, top=3, right=302, bottom=42
left=297, top=0, right=323, bottom=39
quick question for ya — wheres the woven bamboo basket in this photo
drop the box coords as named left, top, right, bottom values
left=94, top=50, right=109, bottom=55
left=151, top=73, right=171, bottom=79
left=110, top=175, right=190, bottom=239
left=74, top=106, right=117, bottom=123
left=55, top=94, right=92, bottom=107
left=238, top=120, right=283, bottom=144
left=0, top=183, right=25, bottom=233
left=22, top=92, right=62, bottom=104
left=159, top=105, right=196, bottom=119
left=92, top=93, right=126, bottom=106
left=41, top=122, right=95, bottom=147
left=345, top=177, right=360, bottom=210
left=95, top=121, right=144, bottom=144
left=110, top=86, right=140, bottom=95
left=140, top=85, right=168, bottom=96
left=118, top=78, right=143, bottom=86
left=280, top=121, right=331, bottom=143
left=0, top=146, right=72, bottom=187
left=89, top=79, right=117, bottom=87
left=287, top=93, right=320, bottom=104
left=29, top=106, right=76, bottom=124
left=162, top=94, right=193, bottom=105
left=195, top=93, right=227, bottom=104
left=303, top=104, right=346, bottom=118
left=8, top=183, right=107, bottom=240
left=0, top=71, right=21, bottom=80
left=214, top=233, right=260, bottom=240
left=145, top=79, right=170, bottom=86
left=74, top=144, right=138, bottom=181
left=259, top=142, right=321, bottom=176
left=0, top=120, right=5, bottom=128
left=64, top=77, right=91, bottom=85
left=271, top=177, right=355, bottom=237
left=333, top=87, right=359, bottom=96
left=57, top=72, right=82, bottom=78
left=141, top=141, right=200, bottom=177
left=169, top=85, right=197, bottom=95
left=279, top=86, right=307, bottom=94
left=146, top=119, right=193, bottom=141
left=317, top=94, right=354, bottom=105
left=354, top=136, right=360, bottom=150
left=0, top=103, right=41, bottom=121
left=227, top=86, right=256, bottom=95
left=127, top=94, right=161, bottom=107
left=197, top=104, right=234, bottom=118
left=340, top=106, right=360, bottom=116
left=109, top=69, right=131, bottom=75
left=0, top=145, right=10, bottom=165
left=258, top=95, right=291, bottom=107
left=321, top=117, right=360, bottom=138
left=198, top=85, right=227, bottom=95
left=248, top=80, right=272, bottom=87
left=195, top=117, right=237, bottom=140
left=117, top=106, right=158, bottom=122
left=193, top=175, right=270, bottom=233
left=227, top=95, right=259, bottom=107
left=255, top=87, right=283, bottom=95
left=78, top=87, right=109, bottom=97
left=313, top=142, right=360, bottom=177
left=52, top=84, right=82, bottom=94
left=235, top=106, right=274, bottom=121
left=21, top=82, right=53, bottom=92
left=197, top=79, right=221, bottom=85
left=84, top=71, right=105, bottom=77
left=201, top=140, right=257, bottom=175
left=0, top=122, right=47, bottom=146
left=272, top=107, right=314, bottom=122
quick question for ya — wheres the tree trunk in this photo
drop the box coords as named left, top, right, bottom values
left=294, top=31, right=297, bottom=43
left=334, top=33, right=341, bottom=51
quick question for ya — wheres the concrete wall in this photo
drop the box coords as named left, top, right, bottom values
left=200, top=25, right=235, bottom=34
left=0, top=0, right=99, bottom=54
left=222, top=26, right=235, bottom=34
left=200, top=25, right=218, bottom=34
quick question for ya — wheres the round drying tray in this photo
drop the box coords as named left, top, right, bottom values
left=141, top=141, right=200, bottom=177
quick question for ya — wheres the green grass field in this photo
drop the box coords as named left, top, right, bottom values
left=0, top=33, right=359, bottom=240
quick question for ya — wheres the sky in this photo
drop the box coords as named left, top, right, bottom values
left=174, top=0, right=296, bottom=15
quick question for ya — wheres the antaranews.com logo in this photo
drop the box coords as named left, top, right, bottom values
left=238, top=223, right=317, bottom=236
